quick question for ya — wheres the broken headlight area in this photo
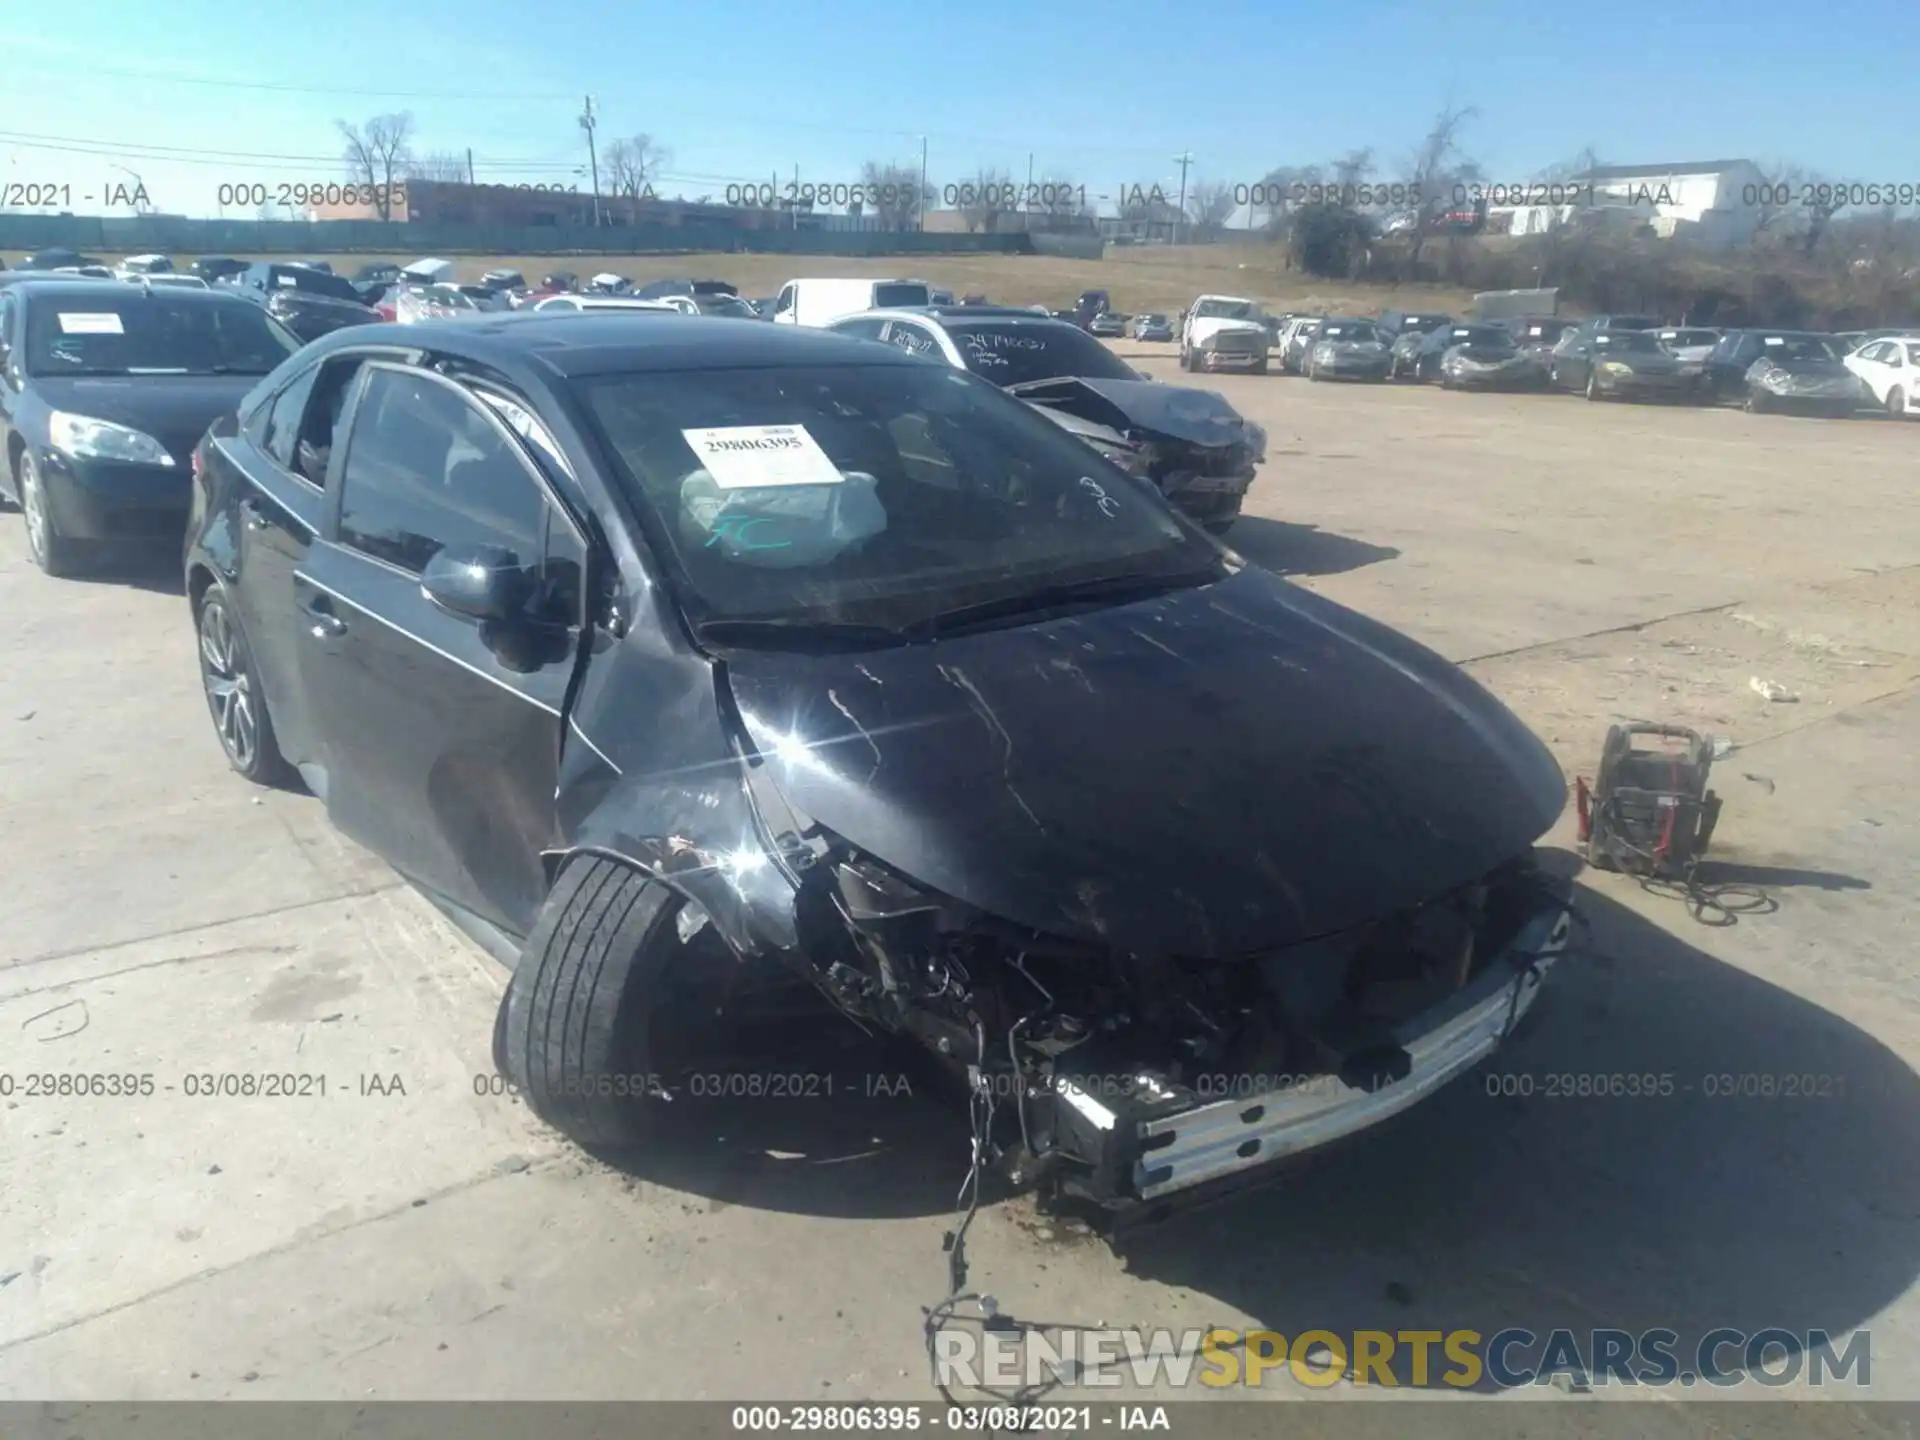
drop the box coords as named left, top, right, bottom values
left=791, top=840, right=1573, bottom=1223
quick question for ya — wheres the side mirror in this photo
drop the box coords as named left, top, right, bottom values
left=421, top=544, right=533, bottom=623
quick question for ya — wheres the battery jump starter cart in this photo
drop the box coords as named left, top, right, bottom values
left=1575, top=724, right=1723, bottom=878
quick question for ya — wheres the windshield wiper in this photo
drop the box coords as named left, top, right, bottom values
left=906, top=565, right=1221, bottom=638
left=694, top=617, right=907, bottom=651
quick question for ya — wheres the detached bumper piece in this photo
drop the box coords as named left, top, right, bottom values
left=1025, top=883, right=1573, bottom=1231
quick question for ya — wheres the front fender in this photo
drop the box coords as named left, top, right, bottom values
left=552, top=620, right=803, bottom=961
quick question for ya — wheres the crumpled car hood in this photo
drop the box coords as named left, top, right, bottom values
left=1006, top=376, right=1250, bottom=448
left=723, top=567, right=1566, bottom=958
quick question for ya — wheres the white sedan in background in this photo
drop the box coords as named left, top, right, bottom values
left=1845, top=336, right=1920, bottom=417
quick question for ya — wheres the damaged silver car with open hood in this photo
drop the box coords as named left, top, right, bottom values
left=828, top=306, right=1265, bottom=534
left=1439, top=327, right=1550, bottom=390
left=1302, top=317, right=1393, bottom=381
left=1739, top=335, right=1869, bottom=417
left=186, top=315, right=1574, bottom=1234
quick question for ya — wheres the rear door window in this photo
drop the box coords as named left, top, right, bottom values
left=336, top=367, right=548, bottom=574
left=260, top=365, right=322, bottom=472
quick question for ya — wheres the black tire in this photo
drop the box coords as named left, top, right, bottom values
left=196, top=581, right=293, bottom=786
left=1252, top=358, right=1269, bottom=375
left=497, top=857, right=690, bottom=1148
left=1744, top=390, right=1769, bottom=414
left=1584, top=371, right=1602, bottom=401
left=16, top=450, right=90, bottom=578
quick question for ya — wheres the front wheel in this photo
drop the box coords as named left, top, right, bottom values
left=17, top=451, right=90, bottom=577
left=1744, top=390, right=1770, bottom=414
left=497, top=857, right=701, bottom=1148
left=1251, top=358, right=1269, bottom=375
left=1890, top=387, right=1909, bottom=418
left=1585, top=371, right=1602, bottom=401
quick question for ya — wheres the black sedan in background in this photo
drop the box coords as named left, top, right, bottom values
left=183, top=313, right=1571, bottom=1227
left=1703, top=331, right=1862, bottom=415
left=1735, top=336, right=1867, bottom=417
left=1377, top=310, right=1453, bottom=340
left=1549, top=327, right=1701, bottom=401
left=1400, top=322, right=1512, bottom=383
left=193, top=256, right=251, bottom=284
left=0, top=281, right=299, bottom=575
left=230, top=262, right=381, bottom=343
left=1439, top=328, right=1548, bottom=390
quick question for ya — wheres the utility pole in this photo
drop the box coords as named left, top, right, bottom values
left=466, top=148, right=475, bottom=185
left=918, top=136, right=928, bottom=232
left=579, top=96, right=602, bottom=227
left=1173, top=151, right=1193, bottom=244
left=1026, top=153, right=1034, bottom=218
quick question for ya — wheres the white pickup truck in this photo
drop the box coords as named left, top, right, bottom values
left=1181, top=294, right=1272, bottom=375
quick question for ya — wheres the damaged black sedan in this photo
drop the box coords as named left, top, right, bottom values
left=184, top=315, right=1573, bottom=1230
left=828, top=306, right=1265, bottom=534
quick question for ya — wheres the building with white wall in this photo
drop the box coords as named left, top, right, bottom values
left=1492, top=159, right=1768, bottom=245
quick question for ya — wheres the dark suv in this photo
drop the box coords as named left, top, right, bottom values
left=231, top=262, right=379, bottom=343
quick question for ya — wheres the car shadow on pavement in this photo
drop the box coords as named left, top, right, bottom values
left=1225, top=516, right=1400, bottom=578
left=1113, top=870, right=1920, bottom=1389
left=588, top=998, right=970, bottom=1220
left=88, top=547, right=187, bottom=596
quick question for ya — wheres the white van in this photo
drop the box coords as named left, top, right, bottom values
left=772, top=277, right=932, bottom=327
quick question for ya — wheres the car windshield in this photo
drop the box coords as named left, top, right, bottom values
left=1764, top=338, right=1839, bottom=362
left=1661, top=330, right=1718, bottom=347
left=1193, top=299, right=1256, bottom=320
left=1433, top=326, right=1503, bottom=348
left=24, top=294, right=299, bottom=376
left=1318, top=322, right=1381, bottom=343
left=1515, top=320, right=1571, bottom=341
left=1597, top=331, right=1663, bottom=354
left=945, top=321, right=1139, bottom=385
left=575, top=362, right=1214, bottom=637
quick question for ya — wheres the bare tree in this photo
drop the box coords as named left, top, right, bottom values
left=1189, top=180, right=1237, bottom=235
left=1331, top=148, right=1376, bottom=193
left=1397, top=102, right=1482, bottom=277
left=1251, top=164, right=1322, bottom=237
left=603, top=135, right=667, bottom=197
left=958, top=167, right=1017, bottom=233
left=1026, top=174, right=1088, bottom=219
left=1538, top=146, right=1605, bottom=182
left=338, top=112, right=416, bottom=220
left=860, top=160, right=927, bottom=230
left=1746, top=161, right=1804, bottom=246
left=1796, top=171, right=1851, bottom=257
left=407, top=151, right=469, bottom=184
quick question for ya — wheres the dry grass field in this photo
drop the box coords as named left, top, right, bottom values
left=94, top=243, right=1481, bottom=317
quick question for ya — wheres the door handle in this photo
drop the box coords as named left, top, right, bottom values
left=303, top=596, right=347, bottom=639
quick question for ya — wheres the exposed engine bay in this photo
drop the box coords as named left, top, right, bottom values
left=1006, top=375, right=1266, bottom=531
left=783, top=835, right=1572, bottom=1225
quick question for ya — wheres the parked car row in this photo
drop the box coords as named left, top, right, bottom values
left=1250, top=306, right=1920, bottom=419
left=0, top=261, right=1578, bottom=1230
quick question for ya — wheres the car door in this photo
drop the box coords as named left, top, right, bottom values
left=292, top=362, right=586, bottom=935
left=1553, top=326, right=1596, bottom=387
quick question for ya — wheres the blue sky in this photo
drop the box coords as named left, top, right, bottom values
left=1, top=0, right=1910, bottom=221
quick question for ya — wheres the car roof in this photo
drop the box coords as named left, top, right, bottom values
left=305, top=311, right=925, bottom=378
left=12, top=280, right=256, bottom=307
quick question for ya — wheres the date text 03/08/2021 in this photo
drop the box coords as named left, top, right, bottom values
left=0, top=1073, right=406, bottom=1099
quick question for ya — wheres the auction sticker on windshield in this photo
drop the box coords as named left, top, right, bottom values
left=682, top=425, right=845, bottom=490
left=57, top=312, right=125, bottom=335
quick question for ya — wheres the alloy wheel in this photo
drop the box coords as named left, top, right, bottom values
left=1893, top=388, right=1908, bottom=417
left=198, top=597, right=259, bottom=770
left=19, top=455, right=49, bottom=562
